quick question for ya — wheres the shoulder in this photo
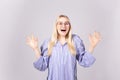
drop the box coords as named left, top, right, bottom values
left=43, top=38, right=50, bottom=43
left=72, top=34, right=82, bottom=42
left=72, top=34, right=85, bottom=49
left=72, top=34, right=84, bottom=47
left=41, top=37, right=51, bottom=47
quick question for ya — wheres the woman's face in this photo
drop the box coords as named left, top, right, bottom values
left=56, top=17, right=70, bottom=38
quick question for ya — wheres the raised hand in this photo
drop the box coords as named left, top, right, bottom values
left=26, top=34, right=39, bottom=50
left=89, top=31, right=101, bottom=52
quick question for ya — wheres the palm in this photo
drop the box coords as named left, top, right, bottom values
left=89, top=32, right=101, bottom=48
left=26, top=34, right=38, bottom=50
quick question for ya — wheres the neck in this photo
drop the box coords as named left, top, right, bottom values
left=58, top=36, right=66, bottom=41
left=58, top=36, right=66, bottom=45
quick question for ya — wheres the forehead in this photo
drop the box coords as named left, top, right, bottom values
left=57, top=17, right=69, bottom=22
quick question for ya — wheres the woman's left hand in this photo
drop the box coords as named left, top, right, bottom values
left=89, top=31, right=101, bottom=49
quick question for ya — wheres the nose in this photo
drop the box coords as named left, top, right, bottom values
left=62, top=24, right=65, bottom=26
left=61, top=24, right=66, bottom=28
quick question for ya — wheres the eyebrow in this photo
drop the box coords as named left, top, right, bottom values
left=57, top=21, right=69, bottom=23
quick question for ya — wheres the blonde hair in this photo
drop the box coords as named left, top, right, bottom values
left=47, top=15, right=76, bottom=56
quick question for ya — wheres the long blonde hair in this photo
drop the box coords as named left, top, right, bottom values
left=47, top=15, right=76, bottom=56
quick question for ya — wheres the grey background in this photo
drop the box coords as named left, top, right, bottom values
left=0, top=0, right=120, bottom=80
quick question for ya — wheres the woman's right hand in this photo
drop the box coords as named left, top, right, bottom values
left=26, top=34, right=39, bottom=51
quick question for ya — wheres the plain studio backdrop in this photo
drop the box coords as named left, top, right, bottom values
left=0, top=0, right=120, bottom=80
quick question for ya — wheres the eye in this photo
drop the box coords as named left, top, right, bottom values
left=57, top=22, right=62, bottom=25
left=64, top=22, right=69, bottom=25
left=57, top=21, right=70, bottom=26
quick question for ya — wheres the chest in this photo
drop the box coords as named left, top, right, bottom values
left=49, top=44, right=76, bottom=65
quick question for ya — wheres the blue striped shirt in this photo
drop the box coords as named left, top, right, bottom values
left=33, top=34, right=96, bottom=80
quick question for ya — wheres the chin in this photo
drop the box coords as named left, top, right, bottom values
left=58, top=30, right=69, bottom=37
left=61, top=34, right=67, bottom=37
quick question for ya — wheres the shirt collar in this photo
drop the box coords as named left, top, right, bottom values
left=55, top=40, right=67, bottom=47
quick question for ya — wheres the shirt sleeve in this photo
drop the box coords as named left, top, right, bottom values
left=73, top=34, right=96, bottom=67
left=33, top=39, right=50, bottom=71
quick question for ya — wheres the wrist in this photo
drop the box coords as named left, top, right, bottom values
left=33, top=47, right=39, bottom=51
left=89, top=45, right=94, bottom=53
left=33, top=47, right=41, bottom=59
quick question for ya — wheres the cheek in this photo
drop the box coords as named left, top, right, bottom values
left=66, top=26, right=70, bottom=31
left=56, top=26, right=60, bottom=31
left=56, top=26, right=61, bottom=33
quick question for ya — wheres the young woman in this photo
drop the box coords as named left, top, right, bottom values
left=26, top=15, right=101, bottom=80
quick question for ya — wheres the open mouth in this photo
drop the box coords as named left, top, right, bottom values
left=61, top=29, right=66, bottom=32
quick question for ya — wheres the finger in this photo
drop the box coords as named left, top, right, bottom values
left=94, top=32, right=100, bottom=39
left=31, top=34, right=34, bottom=40
left=27, top=36, right=32, bottom=42
left=94, top=31, right=96, bottom=34
left=89, top=34, right=92, bottom=41
left=26, top=36, right=30, bottom=42
left=95, top=32, right=100, bottom=36
left=94, top=32, right=98, bottom=38
left=96, top=32, right=101, bottom=40
left=35, top=37, right=38, bottom=42
left=26, top=41, right=30, bottom=46
left=92, top=31, right=96, bottom=37
left=26, top=40, right=31, bottom=46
